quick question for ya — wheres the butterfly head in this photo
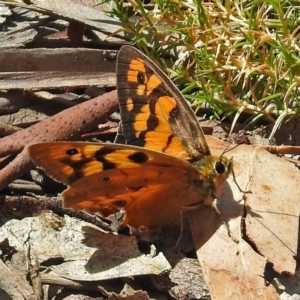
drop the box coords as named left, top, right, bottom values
left=193, top=155, right=232, bottom=201
left=213, top=155, right=233, bottom=178
left=196, top=155, right=232, bottom=177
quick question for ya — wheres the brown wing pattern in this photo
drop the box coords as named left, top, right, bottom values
left=117, top=45, right=211, bottom=161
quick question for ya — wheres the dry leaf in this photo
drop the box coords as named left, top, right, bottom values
left=0, top=213, right=171, bottom=282
left=108, top=284, right=151, bottom=300
left=29, top=0, right=125, bottom=41
left=189, top=136, right=300, bottom=300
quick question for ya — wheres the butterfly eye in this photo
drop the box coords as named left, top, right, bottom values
left=102, top=176, right=110, bottom=182
left=215, top=161, right=226, bottom=175
left=113, top=200, right=127, bottom=207
left=66, top=148, right=79, bottom=155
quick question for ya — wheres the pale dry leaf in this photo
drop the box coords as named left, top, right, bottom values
left=189, top=136, right=300, bottom=300
left=0, top=258, right=30, bottom=300
left=29, top=0, right=125, bottom=42
left=109, top=284, right=152, bottom=300
left=0, top=213, right=171, bottom=281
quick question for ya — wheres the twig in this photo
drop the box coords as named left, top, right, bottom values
left=0, top=90, right=119, bottom=191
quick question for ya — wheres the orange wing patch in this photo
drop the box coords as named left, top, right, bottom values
left=118, top=56, right=191, bottom=159
left=127, top=58, right=162, bottom=96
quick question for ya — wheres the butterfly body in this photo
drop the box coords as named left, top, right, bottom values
left=29, top=46, right=232, bottom=230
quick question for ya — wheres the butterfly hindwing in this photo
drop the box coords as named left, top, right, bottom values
left=117, top=46, right=210, bottom=160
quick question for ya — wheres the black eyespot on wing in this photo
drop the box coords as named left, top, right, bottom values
left=113, top=200, right=127, bottom=207
left=66, top=148, right=79, bottom=155
left=137, top=71, right=145, bottom=84
left=215, top=161, right=226, bottom=175
left=103, top=176, right=110, bottom=182
left=128, top=152, right=149, bottom=164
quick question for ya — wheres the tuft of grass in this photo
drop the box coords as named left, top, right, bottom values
left=100, top=0, right=300, bottom=138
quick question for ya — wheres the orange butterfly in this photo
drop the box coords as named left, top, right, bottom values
left=29, top=46, right=232, bottom=230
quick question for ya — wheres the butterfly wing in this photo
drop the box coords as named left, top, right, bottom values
left=29, top=47, right=232, bottom=230
left=63, top=168, right=207, bottom=229
left=29, top=142, right=209, bottom=229
left=117, top=46, right=211, bottom=160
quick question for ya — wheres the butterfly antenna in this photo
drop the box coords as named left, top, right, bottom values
left=220, top=142, right=240, bottom=158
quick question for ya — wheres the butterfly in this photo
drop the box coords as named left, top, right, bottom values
left=29, top=45, right=232, bottom=230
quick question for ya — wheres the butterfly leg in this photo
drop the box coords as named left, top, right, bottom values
left=231, top=166, right=252, bottom=194
left=211, top=198, right=239, bottom=243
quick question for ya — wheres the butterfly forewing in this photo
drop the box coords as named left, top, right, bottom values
left=29, top=142, right=210, bottom=228
left=29, top=142, right=201, bottom=184
left=117, top=46, right=210, bottom=161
